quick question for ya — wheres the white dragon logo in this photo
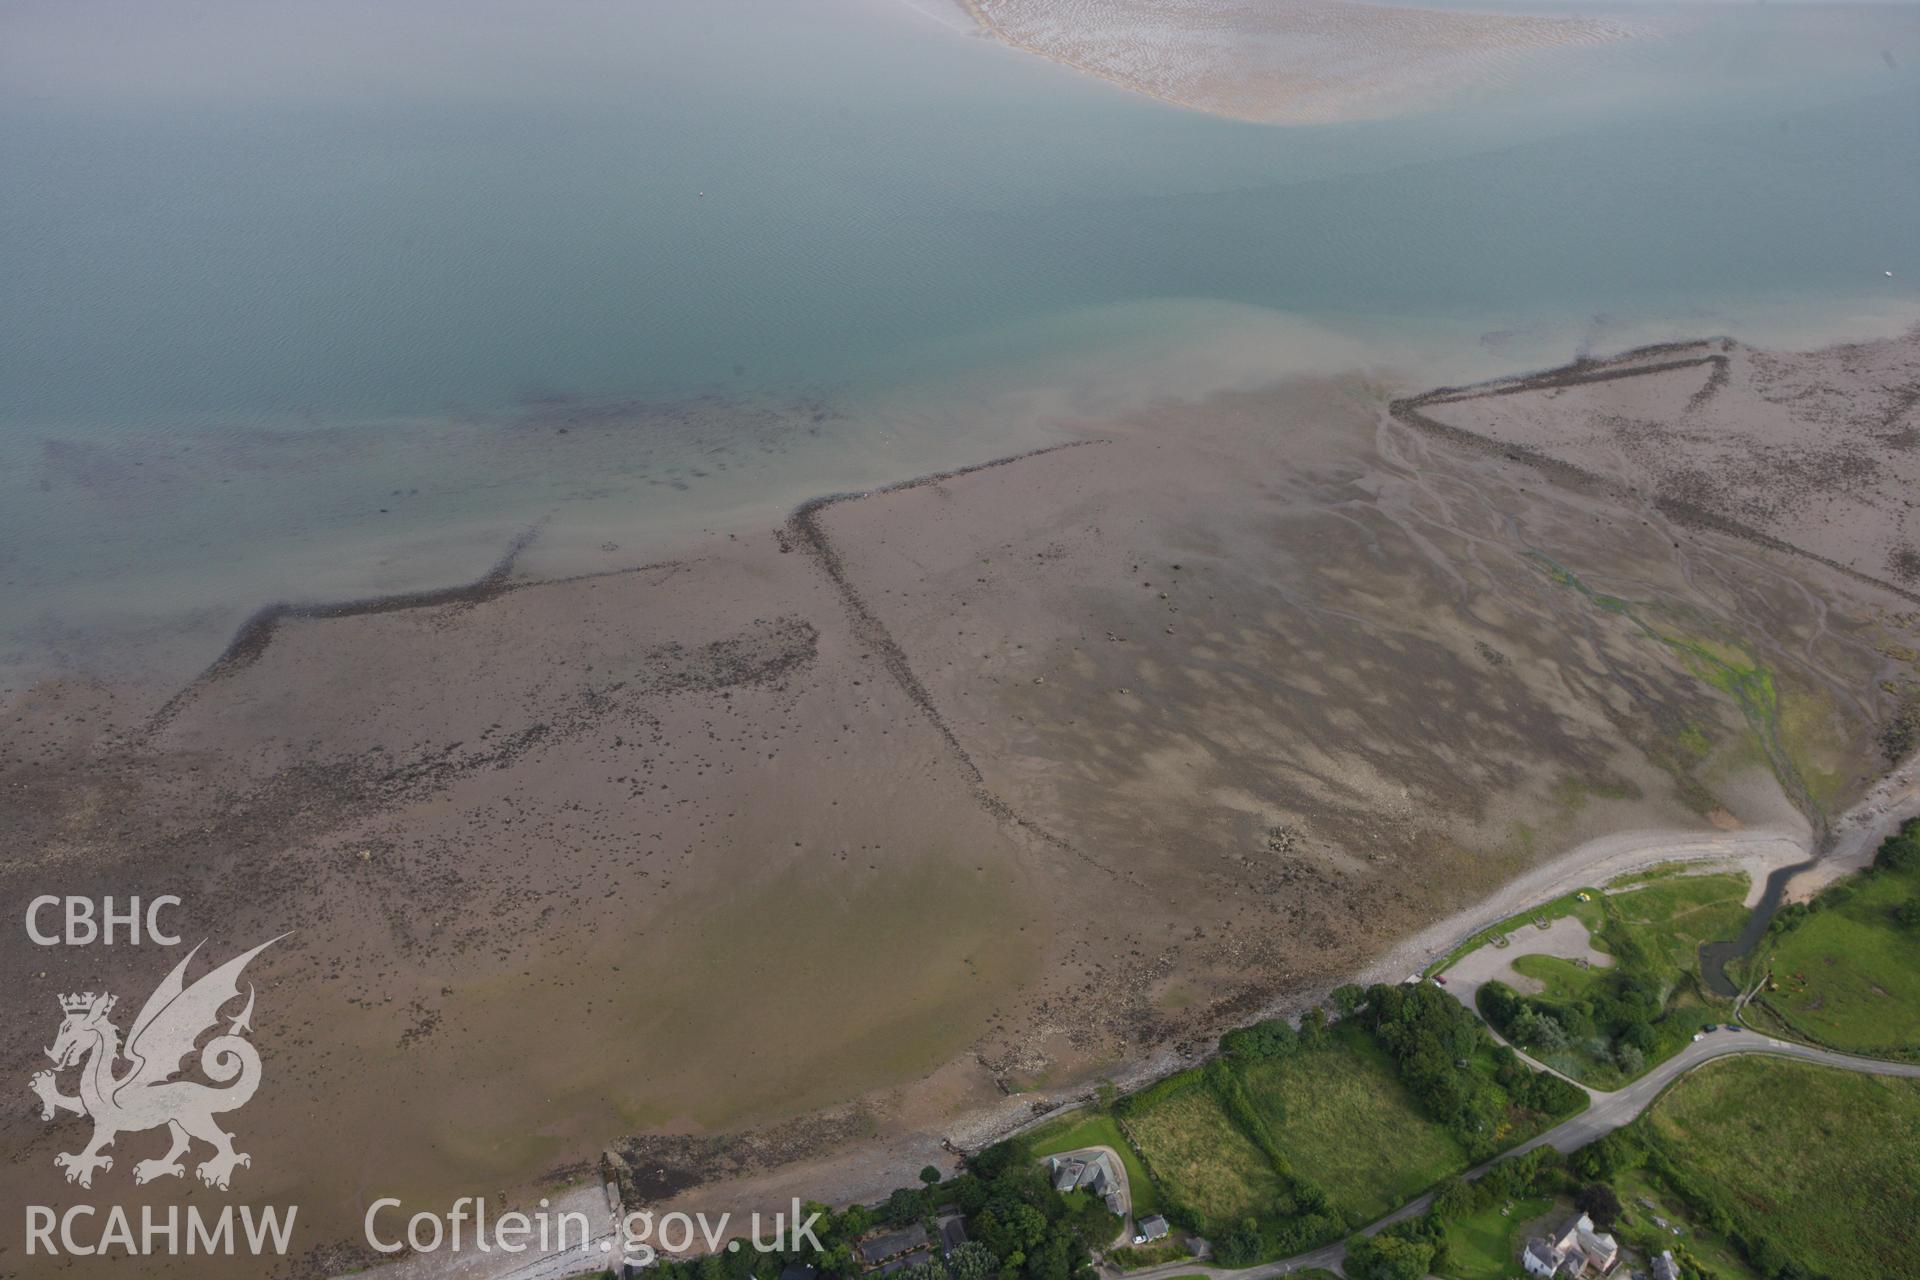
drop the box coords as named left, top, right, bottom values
left=29, top=935, right=285, bottom=1191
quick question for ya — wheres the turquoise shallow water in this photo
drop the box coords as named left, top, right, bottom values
left=1, top=0, right=1917, bottom=677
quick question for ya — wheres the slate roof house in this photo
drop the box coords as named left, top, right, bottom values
left=1048, top=1152, right=1115, bottom=1196
left=1522, top=1212, right=1620, bottom=1278
left=858, top=1224, right=930, bottom=1270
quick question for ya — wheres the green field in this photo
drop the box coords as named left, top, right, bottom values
left=1125, top=1080, right=1283, bottom=1225
left=1240, top=1023, right=1466, bottom=1222
left=1024, top=1109, right=1161, bottom=1215
left=1759, top=862, right=1920, bottom=1056
left=1602, top=872, right=1750, bottom=973
left=1642, top=1056, right=1920, bottom=1278
left=1438, top=1195, right=1551, bottom=1280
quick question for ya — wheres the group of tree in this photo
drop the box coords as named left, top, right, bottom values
left=637, top=1139, right=1111, bottom=1280
left=1475, top=933, right=1671, bottom=1079
left=1874, top=819, right=1920, bottom=875
left=954, top=1139, right=1118, bottom=1280
left=1874, top=822, right=1920, bottom=931
left=1353, top=981, right=1585, bottom=1155
left=1344, top=1225, right=1442, bottom=1280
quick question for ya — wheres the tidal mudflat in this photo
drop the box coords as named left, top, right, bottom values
left=4, top=330, right=1915, bottom=1275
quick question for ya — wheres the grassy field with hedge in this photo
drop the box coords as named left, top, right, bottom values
left=1756, top=835, right=1920, bottom=1056
left=1123, top=1079, right=1283, bottom=1226
left=1239, top=1022, right=1465, bottom=1223
left=1641, top=1056, right=1920, bottom=1279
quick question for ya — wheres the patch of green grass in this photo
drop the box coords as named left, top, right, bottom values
left=1606, top=861, right=1700, bottom=888
left=1642, top=1056, right=1920, bottom=1278
left=1605, top=872, right=1750, bottom=973
left=1510, top=952, right=1603, bottom=1001
left=1106, top=1239, right=1190, bottom=1270
left=1125, top=1080, right=1282, bottom=1226
left=1437, top=1195, right=1550, bottom=1280
left=1025, top=1110, right=1161, bottom=1216
left=1760, top=864, right=1920, bottom=1056
left=1238, top=1023, right=1467, bottom=1223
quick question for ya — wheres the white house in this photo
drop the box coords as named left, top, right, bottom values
left=1522, top=1212, right=1620, bottom=1277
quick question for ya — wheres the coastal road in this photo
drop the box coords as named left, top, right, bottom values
left=1110, top=1039, right=1920, bottom=1280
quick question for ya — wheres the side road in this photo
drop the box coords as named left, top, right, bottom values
left=1113, top=1038, right=1920, bottom=1280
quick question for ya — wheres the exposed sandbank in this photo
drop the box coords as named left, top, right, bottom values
left=956, top=0, right=1637, bottom=123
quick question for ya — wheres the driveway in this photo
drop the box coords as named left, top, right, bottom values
left=1440, top=913, right=1612, bottom=1009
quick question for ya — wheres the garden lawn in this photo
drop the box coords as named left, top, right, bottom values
left=1642, top=1056, right=1920, bottom=1279
left=1438, top=1195, right=1550, bottom=1280
left=1762, top=864, right=1920, bottom=1055
left=1239, top=1023, right=1466, bottom=1222
left=1124, top=1080, right=1281, bottom=1226
left=1025, top=1110, right=1161, bottom=1215
left=1609, top=1168, right=1761, bottom=1280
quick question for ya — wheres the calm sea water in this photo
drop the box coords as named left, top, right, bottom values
left=1, top=0, right=1917, bottom=681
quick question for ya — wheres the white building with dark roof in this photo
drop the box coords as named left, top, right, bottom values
left=1521, top=1212, right=1620, bottom=1277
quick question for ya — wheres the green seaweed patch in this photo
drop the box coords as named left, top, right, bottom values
left=1550, top=775, right=1639, bottom=815
left=1524, top=552, right=1825, bottom=822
